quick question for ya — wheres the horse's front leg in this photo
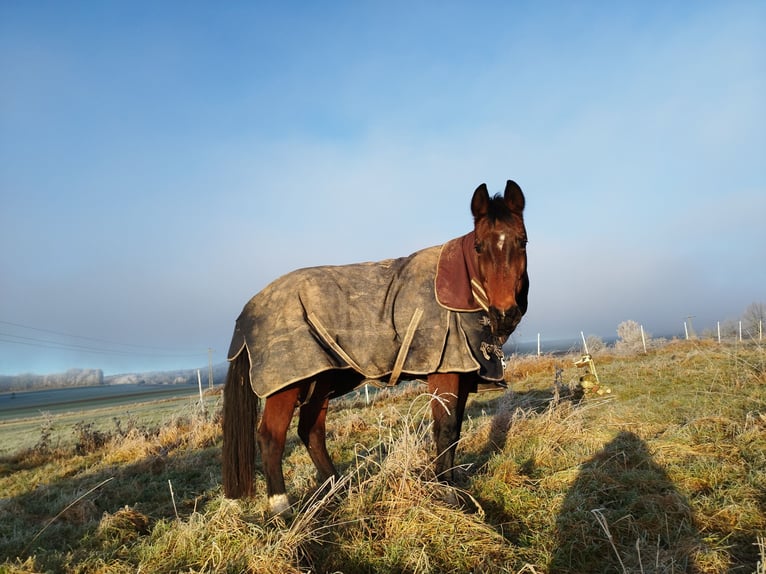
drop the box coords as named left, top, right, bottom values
left=258, top=386, right=300, bottom=516
left=428, top=372, right=470, bottom=483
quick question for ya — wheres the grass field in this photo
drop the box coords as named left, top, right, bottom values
left=0, top=391, right=221, bottom=456
left=0, top=339, right=764, bottom=573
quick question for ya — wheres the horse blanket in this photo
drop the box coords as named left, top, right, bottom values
left=228, top=232, right=510, bottom=398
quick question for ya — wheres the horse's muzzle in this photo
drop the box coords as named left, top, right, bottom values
left=488, top=306, right=523, bottom=341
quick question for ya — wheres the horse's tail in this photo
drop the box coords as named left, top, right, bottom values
left=222, top=351, right=259, bottom=498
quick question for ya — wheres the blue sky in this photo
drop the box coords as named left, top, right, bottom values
left=1, top=1, right=764, bottom=375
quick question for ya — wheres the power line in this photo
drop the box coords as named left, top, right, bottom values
left=0, top=319, right=189, bottom=352
left=0, top=333, right=205, bottom=358
left=0, top=334, right=147, bottom=356
left=0, top=320, right=207, bottom=359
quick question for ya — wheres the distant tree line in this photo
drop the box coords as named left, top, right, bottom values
left=0, top=368, right=104, bottom=392
left=0, top=363, right=231, bottom=393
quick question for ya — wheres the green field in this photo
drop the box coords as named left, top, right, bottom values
left=0, top=391, right=221, bottom=456
left=1, top=340, right=764, bottom=573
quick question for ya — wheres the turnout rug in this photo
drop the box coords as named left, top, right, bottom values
left=228, top=232, right=509, bottom=398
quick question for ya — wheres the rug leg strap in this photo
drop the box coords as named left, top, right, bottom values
left=388, top=307, right=424, bottom=387
left=307, top=307, right=423, bottom=388
left=307, top=312, right=365, bottom=373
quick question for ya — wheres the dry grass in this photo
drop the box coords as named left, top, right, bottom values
left=1, top=340, right=764, bottom=573
left=312, top=397, right=521, bottom=572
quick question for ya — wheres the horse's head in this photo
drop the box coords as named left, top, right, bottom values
left=471, top=180, right=529, bottom=341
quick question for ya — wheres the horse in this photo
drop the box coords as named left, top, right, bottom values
left=222, top=180, right=529, bottom=516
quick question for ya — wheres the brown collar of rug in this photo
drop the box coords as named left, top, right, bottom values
left=435, top=232, right=486, bottom=312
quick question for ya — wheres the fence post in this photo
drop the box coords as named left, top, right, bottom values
left=640, top=325, right=647, bottom=354
left=197, top=369, right=205, bottom=415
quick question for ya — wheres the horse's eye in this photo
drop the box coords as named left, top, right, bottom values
left=474, top=242, right=483, bottom=254
left=518, top=239, right=528, bottom=250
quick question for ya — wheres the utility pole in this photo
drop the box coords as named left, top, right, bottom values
left=208, top=348, right=214, bottom=389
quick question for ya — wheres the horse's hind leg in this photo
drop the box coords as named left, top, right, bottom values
left=298, top=385, right=337, bottom=484
left=258, top=386, right=300, bottom=516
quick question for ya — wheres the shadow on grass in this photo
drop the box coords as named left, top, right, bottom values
left=549, top=431, right=703, bottom=574
left=467, top=386, right=580, bottom=471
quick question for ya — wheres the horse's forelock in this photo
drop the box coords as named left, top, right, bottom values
left=486, top=194, right=515, bottom=224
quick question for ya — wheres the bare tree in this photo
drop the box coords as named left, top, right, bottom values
left=585, top=335, right=605, bottom=354
left=615, top=320, right=649, bottom=354
left=742, top=302, right=765, bottom=339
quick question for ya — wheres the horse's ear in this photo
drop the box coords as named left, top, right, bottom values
left=471, top=183, right=490, bottom=221
left=504, top=180, right=525, bottom=213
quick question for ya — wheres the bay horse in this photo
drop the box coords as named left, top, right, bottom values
left=223, top=180, right=528, bottom=516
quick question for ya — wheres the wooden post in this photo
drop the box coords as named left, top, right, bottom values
left=684, top=321, right=689, bottom=340
left=537, top=333, right=541, bottom=356
left=717, top=321, right=721, bottom=344
left=640, top=325, right=647, bottom=354
left=739, top=321, right=743, bottom=342
left=197, top=369, right=205, bottom=413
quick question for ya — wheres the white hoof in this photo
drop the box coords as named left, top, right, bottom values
left=268, top=494, right=291, bottom=516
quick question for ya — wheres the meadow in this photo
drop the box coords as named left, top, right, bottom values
left=0, top=339, right=764, bottom=573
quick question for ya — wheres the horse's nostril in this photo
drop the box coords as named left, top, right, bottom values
left=490, top=306, right=516, bottom=320
left=487, top=306, right=522, bottom=340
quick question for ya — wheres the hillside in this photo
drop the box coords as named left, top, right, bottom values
left=0, top=369, right=104, bottom=392
left=0, top=340, right=764, bottom=573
